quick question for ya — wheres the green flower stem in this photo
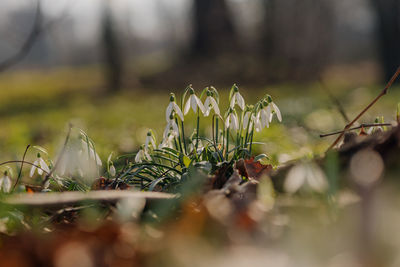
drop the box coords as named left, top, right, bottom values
left=174, top=118, right=183, bottom=153
left=225, top=127, right=230, bottom=160
left=180, top=120, right=187, bottom=154
left=249, top=127, right=254, bottom=155
left=195, top=109, right=200, bottom=151
left=215, top=117, right=219, bottom=144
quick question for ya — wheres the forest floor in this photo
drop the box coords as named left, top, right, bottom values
left=0, top=64, right=400, bottom=266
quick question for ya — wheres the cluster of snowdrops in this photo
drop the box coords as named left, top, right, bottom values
left=0, top=85, right=282, bottom=193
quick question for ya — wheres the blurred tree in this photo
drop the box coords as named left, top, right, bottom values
left=101, top=0, right=124, bottom=92
left=191, top=0, right=237, bottom=57
left=370, top=0, right=400, bottom=81
left=261, top=0, right=333, bottom=81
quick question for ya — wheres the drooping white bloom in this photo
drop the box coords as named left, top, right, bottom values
left=163, top=118, right=179, bottom=139
left=184, top=88, right=206, bottom=115
left=30, top=153, right=50, bottom=177
left=159, top=134, right=175, bottom=149
left=189, top=138, right=204, bottom=153
left=145, top=131, right=156, bottom=150
left=109, top=164, right=116, bottom=176
left=81, top=140, right=102, bottom=167
left=135, top=146, right=151, bottom=163
left=230, top=85, right=245, bottom=110
left=243, top=111, right=252, bottom=129
left=266, top=95, right=282, bottom=122
left=204, top=92, right=220, bottom=116
left=225, top=110, right=239, bottom=131
left=260, top=101, right=271, bottom=128
left=0, top=172, right=12, bottom=193
left=284, top=163, right=328, bottom=193
left=165, top=94, right=184, bottom=121
left=254, top=113, right=263, bottom=132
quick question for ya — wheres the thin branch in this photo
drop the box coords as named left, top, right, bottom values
left=0, top=1, right=42, bottom=72
left=327, top=66, right=400, bottom=151
left=320, top=123, right=392, bottom=138
left=0, top=0, right=72, bottom=73
left=13, top=145, right=31, bottom=190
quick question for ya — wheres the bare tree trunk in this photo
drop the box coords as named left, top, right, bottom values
left=370, top=0, right=400, bottom=82
left=261, top=0, right=333, bottom=81
left=101, top=1, right=123, bottom=92
left=191, top=0, right=237, bottom=57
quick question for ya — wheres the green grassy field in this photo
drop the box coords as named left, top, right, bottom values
left=0, top=65, right=399, bottom=165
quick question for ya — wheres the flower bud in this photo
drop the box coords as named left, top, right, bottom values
left=233, top=84, right=239, bottom=92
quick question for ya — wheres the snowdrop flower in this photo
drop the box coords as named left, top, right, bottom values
left=254, top=113, right=263, bottom=132
left=284, top=162, right=328, bottom=193
left=0, top=171, right=12, bottom=193
left=204, top=90, right=220, bottom=116
left=259, top=100, right=271, bottom=128
left=145, top=131, right=156, bottom=150
left=184, top=87, right=206, bottom=115
left=135, top=145, right=151, bottom=163
left=367, top=117, right=384, bottom=134
left=266, top=95, right=282, bottom=122
left=30, top=153, right=50, bottom=177
left=81, top=140, right=102, bottom=167
left=189, top=138, right=204, bottom=153
left=225, top=108, right=239, bottom=131
left=109, top=164, right=116, bottom=177
left=243, top=105, right=254, bottom=129
left=165, top=93, right=184, bottom=121
left=159, top=133, right=175, bottom=149
left=163, top=115, right=179, bottom=139
left=230, top=84, right=245, bottom=110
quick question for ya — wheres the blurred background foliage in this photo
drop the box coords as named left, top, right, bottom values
left=0, top=0, right=399, bottom=162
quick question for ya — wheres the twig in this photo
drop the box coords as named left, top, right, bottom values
left=327, top=66, right=400, bottom=151
left=320, top=123, right=392, bottom=137
left=42, top=124, right=73, bottom=186
left=0, top=0, right=73, bottom=73
left=0, top=1, right=42, bottom=72
left=13, top=145, right=31, bottom=190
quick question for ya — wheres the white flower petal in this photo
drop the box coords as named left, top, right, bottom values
left=225, top=115, right=230, bottom=129
left=95, top=153, right=102, bottom=166
left=184, top=98, right=191, bottom=115
left=195, top=96, right=206, bottom=114
left=110, top=165, right=116, bottom=176
left=230, top=94, right=236, bottom=108
left=190, top=95, right=197, bottom=113
left=173, top=102, right=184, bottom=121
left=284, top=164, right=307, bottom=193
left=135, top=150, right=142, bottom=163
left=237, top=93, right=245, bottom=110
left=2, top=176, right=11, bottom=193
left=204, top=97, right=211, bottom=116
left=39, top=158, right=50, bottom=173
left=232, top=114, right=239, bottom=131
left=166, top=103, right=173, bottom=121
left=210, top=97, right=220, bottom=115
left=307, top=164, right=328, bottom=193
left=30, top=159, right=39, bottom=177
left=243, top=112, right=250, bottom=129
left=272, top=102, right=282, bottom=122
